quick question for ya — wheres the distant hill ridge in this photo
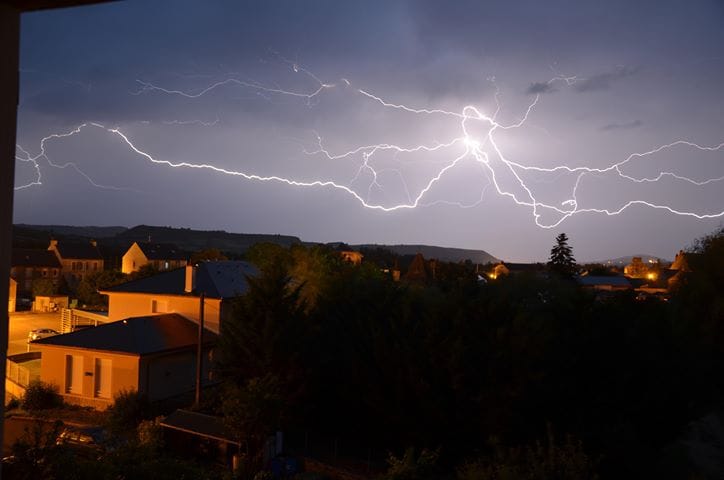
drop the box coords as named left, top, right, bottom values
left=114, top=225, right=301, bottom=254
left=15, top=224, right=500, bottom=263
left=594, top=254, right=672, bottom=265
left=15, top=224, right=301, bottom=255
left=16, top=224, right=127, bottom=239
left=354, top=243, right=498, bottom=264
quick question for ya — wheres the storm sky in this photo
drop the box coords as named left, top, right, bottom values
left=13, top=0, right=724, bottom=261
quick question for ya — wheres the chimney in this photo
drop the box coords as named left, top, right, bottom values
left=185, top=265, right=196, bottom=293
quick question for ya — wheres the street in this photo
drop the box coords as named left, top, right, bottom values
left=7, top=311, right=62, bottom=356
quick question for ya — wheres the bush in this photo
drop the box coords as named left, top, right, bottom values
left=138, top=416, right=165, bottom=452
left=6, top=397, right=21, bottom=411
left=106, top=389, right=151, bottom=435
left=22, top=381, right=62, bottom=411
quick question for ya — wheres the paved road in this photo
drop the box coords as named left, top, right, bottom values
left=7, top=311, right=62, bottom=356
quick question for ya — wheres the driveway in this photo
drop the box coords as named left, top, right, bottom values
left=7, top=311, right=62, bottom=356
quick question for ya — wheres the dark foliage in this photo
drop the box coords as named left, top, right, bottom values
left=208, top=229, right=723, bottom=479
left=22, top=381, right=62, bottom=411
left=548, top=233, right=578, bottom=277
left=106, top=389, right=153, bottom=437
left=75, top=269, right=127, bottom=307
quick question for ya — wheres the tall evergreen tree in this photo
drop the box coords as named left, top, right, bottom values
left=548, top=233, right=577, bottom=277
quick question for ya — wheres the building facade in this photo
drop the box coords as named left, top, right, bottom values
left=34, top=314, right=217, bottom=408
left=10, top=248, right=62, bottom=295
left=121, top=242, right=187, bottom=274
left=48, top=239, right=104, bottom=286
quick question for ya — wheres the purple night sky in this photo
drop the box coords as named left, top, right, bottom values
left=13, top=0, right=724, bottom=261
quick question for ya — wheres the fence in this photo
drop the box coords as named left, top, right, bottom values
left=6, top=359, right=30, bottom=388
left=6, top=352, right=41, bottom=400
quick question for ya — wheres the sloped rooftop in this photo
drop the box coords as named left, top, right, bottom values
left=33, top=313, right=217, bottom=355
left=576, top=275, right=632, bottom=287
left=101, top=261, right=257, bottom=299
left=11, top=249, right=61, bottom=268
left=53, top=243, right=103, bottom=260
left=161, top=409, right=240, bottom=446
left=135, top=242, right=187, bottom=261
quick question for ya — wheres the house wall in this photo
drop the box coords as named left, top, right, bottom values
left=138, top=348, right=215, bottom=402
left=122, top=243, right=187, bottom=274
left=10, top=265, right=61, bottom=294
left=49, top=243, right=104, bottom=286
left=149, top=259, right=187, bottom=271
left=121, top=242, right=148, bottom=274
left=8, top=277, right=16, bottom=312
left=106, top=293, right=223, bottom=333
left=38, top=345, right=139, bottom=408
left=33, top=295, right=69, bottom=312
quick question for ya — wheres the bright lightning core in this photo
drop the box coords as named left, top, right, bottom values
left=14, top=62, right=724, bottom=230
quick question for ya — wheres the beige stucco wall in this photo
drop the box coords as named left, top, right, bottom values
left=105, top=292, right=223, bottom=333
left=121, top=242, right=147, bottom=274
left=34, top=295, right=69, bottom=312
left=139, top=348, right=215, bottom=402
left=49, top=243, right=104, bottom=284
left=122, top=243, right=187, bottom=274
left=8, top=277, right=16, bottom=312
left=38, top=345, right=140, bottom=409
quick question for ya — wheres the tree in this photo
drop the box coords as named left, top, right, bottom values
left=31, top=278, right=57, bottom=297
left=76, top=269, right=127, bottom=307
left=548, top=233, right=577, bottom=277
left=189, top=248, right=227, bottom=264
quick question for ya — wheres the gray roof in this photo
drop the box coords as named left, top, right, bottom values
left=135, top=242, right=187, bottom=261
left=53, top=243, right=103, bottom=260
left=576, top=275, right=632, bottom=287
left=501, top=262, right=546, bottom=272
left=102, top=261, right=257, bottom=299
left=161, top=409, right=240, bottom=445
left=33, top=313, right=217, bottom=355
left=11, top=249, right=61, bottom=268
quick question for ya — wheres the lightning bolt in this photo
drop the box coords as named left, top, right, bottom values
left=16, top=62, right=724, bottom=229
left=14, top=124, right=138, bottom=192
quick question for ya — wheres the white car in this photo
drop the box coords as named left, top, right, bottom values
left=28, top=328, right=59, bottom=342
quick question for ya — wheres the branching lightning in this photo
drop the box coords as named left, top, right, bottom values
left=16, top=62, right=724, bottom=228
left=15, top=124, right=138, bottom=192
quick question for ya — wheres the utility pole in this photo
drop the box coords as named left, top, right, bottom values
left=195, top=292, right=205, bottom=407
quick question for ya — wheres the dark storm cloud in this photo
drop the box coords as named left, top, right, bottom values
left=15, top=0, right=724, bottom=262
left=526, top=82, right=557, bottom=95
left=600, top=120, right=643, bottom=131
left=573, top=66, right=639, bottom=93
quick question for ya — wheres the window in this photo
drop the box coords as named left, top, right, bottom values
left=94, top=358, right=111, bottom=398
left=65, top=355, right=84, bottom=395
left=151, top=299, right=168, bottom=313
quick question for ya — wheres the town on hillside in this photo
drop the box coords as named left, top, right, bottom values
left=3, top=223, right=723, bottom=479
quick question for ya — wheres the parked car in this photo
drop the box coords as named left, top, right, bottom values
left=27, top=328, right=59, bottom=342
left=56, top=426, right=111, bottom=458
